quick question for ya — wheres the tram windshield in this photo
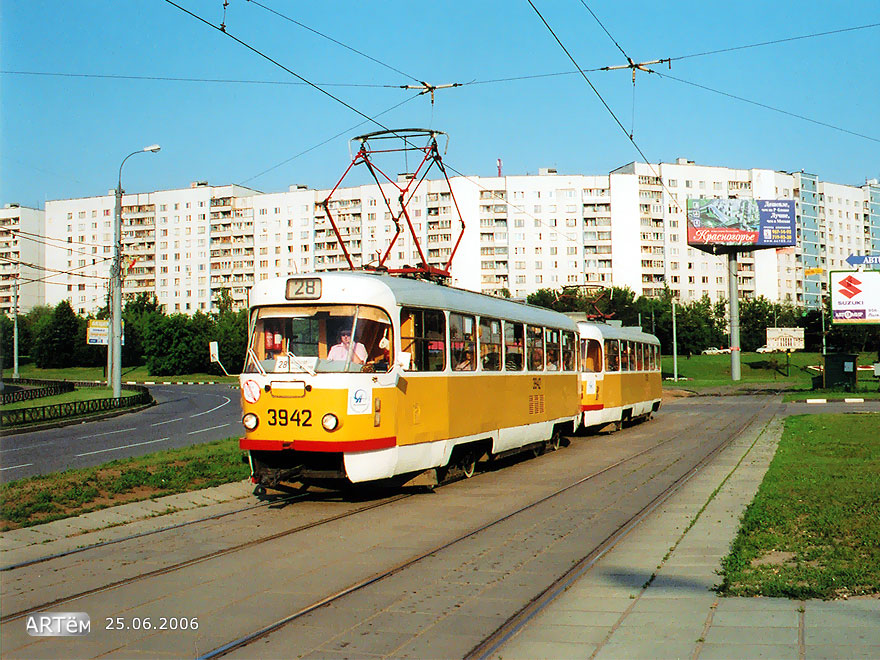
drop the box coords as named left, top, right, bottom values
left=244, top=304, right=393, bottom=374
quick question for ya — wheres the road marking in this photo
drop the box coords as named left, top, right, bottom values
left=0, top=442, right=56, bottom=454
left=77, top=427, right=136, bottom=440
left=76, top=437, right=169, bottom=457
left=151, top=417, right=184, bottom=427
left=188, top=424, right=231, bottom=435
left=190, top=396, right=232, bottom=418
left=0, top=463, right=33, bottom=471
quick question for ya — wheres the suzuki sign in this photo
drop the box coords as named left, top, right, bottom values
left=830, top=271, right=880, bottom=324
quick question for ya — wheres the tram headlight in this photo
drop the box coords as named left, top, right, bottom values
left=242, top=413, right=259, bottom=431
left=321, top=413, right=340, bottom=432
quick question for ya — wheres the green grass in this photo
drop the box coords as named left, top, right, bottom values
left=0, top=438, right=249, bottom=530
left=1, top=386, right=141, bottom=412
left=11, top=364, right=238, bottom=384
left=662, top=352, right=878, bottom=392
left=719, top=413, right=880, bottom=600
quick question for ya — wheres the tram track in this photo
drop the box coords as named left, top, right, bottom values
left=0, top=490, right=311, bottom=572
left=196, top=401, right=775, bottom=659
left=466, top=402, right=781, bottom=659
left=0, top=492, right=413, bottom=624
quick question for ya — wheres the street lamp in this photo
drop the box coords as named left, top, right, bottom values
left=111, top=144, right=160, bottom=398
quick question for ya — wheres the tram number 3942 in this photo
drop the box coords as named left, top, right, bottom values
left=266, top=409, right=312, bottom=427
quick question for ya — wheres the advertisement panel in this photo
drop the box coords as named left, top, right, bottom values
left=766, top=327, right=804, bottom=352
left=86, top=319, right=124, bottom=345
left=687, top=199, right=795, bottom=250
left=830, top=271, right=880, bottom=324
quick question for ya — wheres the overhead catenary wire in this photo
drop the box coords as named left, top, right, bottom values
left=653, top=71, right=880, bottom=144
left=244, top=0, right=425, bottom=86
left=162, top=0, right=403, bottom=138
left=239, top=91, right=424, bottom=185
left=0, top=70, right=402, bottom=88
left=0, top=254, right=110, bottom=285
left=665, top=22, right=880, bottom=63
left=525, top=0, right=684, bottom=213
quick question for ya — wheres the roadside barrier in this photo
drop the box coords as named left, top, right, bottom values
left=0, top=382, right=152, bottom=428
left=1, top=378, right=75, bottom=405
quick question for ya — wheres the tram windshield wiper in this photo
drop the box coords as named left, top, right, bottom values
left=285, top=351, right=316, bottom=376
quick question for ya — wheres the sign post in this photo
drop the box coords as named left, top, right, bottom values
left=687, top=198, right=796, bottom=382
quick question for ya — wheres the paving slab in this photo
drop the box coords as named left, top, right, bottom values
left=494, top=409, right=880, bottom=660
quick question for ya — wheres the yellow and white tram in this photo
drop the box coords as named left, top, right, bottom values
left=239, top=272, right=581, bottom=489
left=576, top=319, right=662, bottom=431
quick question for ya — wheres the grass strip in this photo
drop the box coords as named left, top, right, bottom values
left=719, top=413, right=880, bottom=600
left=0, top=438, right=249, bottom=531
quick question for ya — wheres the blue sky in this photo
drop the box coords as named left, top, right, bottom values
left=2, top=1, right=878, bottom=209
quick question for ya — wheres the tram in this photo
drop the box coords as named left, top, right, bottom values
left=575, top=319, right=662, bottom=431
left=239, top=272, right=581, bottom=489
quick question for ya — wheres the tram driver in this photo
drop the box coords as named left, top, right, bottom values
left=328, top=329, right=368, bottom=364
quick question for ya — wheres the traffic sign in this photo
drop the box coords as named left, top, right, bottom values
left=845, top=254, right=880, bottom=268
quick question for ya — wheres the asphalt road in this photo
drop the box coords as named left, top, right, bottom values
left=0, top=384, right=242, bottom=482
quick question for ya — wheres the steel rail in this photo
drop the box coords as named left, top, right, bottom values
left=0, top=493, right=412, bottom=624
left=196, top=411, right=732, bottom=659
left=466, top=402, right=780, bottom=659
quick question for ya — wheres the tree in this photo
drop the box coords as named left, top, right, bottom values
left=123, top=293, right=164, bottom=367
left=32, top=300, right=80, bottom=368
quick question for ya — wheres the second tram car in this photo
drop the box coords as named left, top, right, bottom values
left=239, top=272, right=581, bottom=489
left=575, top=319, right=662, bottom=431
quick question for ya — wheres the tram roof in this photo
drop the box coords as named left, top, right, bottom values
left=249, top=272, right=578, bottom=330
left=576, top=320, right=660, bottom=345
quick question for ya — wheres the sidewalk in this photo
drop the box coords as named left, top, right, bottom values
left=496, top=413, right=880, bottom=659
left=0, top=480, right=253, bottom=569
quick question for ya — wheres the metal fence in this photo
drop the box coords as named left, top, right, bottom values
left=1, top=382, right=152, bottom=428
left=1, top=378, right=76, bottom=405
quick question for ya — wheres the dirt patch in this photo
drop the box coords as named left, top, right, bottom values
left=751, top=551, right=797, bottom=567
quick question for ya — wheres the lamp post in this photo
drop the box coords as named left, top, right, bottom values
left=111, top=144, right=160, bottom=398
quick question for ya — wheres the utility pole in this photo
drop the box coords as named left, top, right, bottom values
left=728, top=253, right=741, bottom=381
left=112, top=145, right=160, bottom=398
left=13, top=278, right=20, bottom=379
left=672, top=297, right=678, bottom=382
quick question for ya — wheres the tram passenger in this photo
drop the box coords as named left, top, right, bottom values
left=327, top=330, right=367, bottom=364
left=455, top=350, right=474, bottom=371
left=530, top=348, right=545, bottom=371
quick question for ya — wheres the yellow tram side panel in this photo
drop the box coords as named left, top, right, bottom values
left=395, top=373, right=578, bottom=446
left=596, top=371, right=661, bottom=410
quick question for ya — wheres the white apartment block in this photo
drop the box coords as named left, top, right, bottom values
left=0, top=204, right=45, bottom=315
left=32, top=163, right=880, bottom=316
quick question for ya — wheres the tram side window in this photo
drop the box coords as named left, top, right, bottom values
left=636, top=343, right=644, bottom=371
left=450, top=313, right=476, bottom=371
left=652, top=345, right=659, bottom=370
left=479, top=317, right=503, bottom=371
left=561, top=331, right=576, bottom=371
left=604, top=339, right=619, bottom=372
left=400, top=308, right=446, bottom=372
left=582, top=339, right=602, bottom=372
left=503, top=321, right=524, bottom=371
left=621, top=341, right=633, bottom=371
left=544, top=328, right=560, bottom=371
left=527, top=326, right=545, bottom=371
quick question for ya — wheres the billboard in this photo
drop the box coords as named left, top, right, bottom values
left=830, top=271, right=880, bottom=324
left=687, top=199, right=795, bottom=251
left=766, top=327, right=805, bottom=352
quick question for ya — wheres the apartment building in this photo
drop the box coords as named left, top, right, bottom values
left=0, top=204, right=45, bottom=314
left=33, top=164, right=880, bottom=316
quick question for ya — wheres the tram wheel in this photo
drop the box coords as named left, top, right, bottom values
left=460, top=454, right=477, bottom=478
left=548, top=430, right=562, bottom=451
left=253, top=484, right=267, bottom=497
